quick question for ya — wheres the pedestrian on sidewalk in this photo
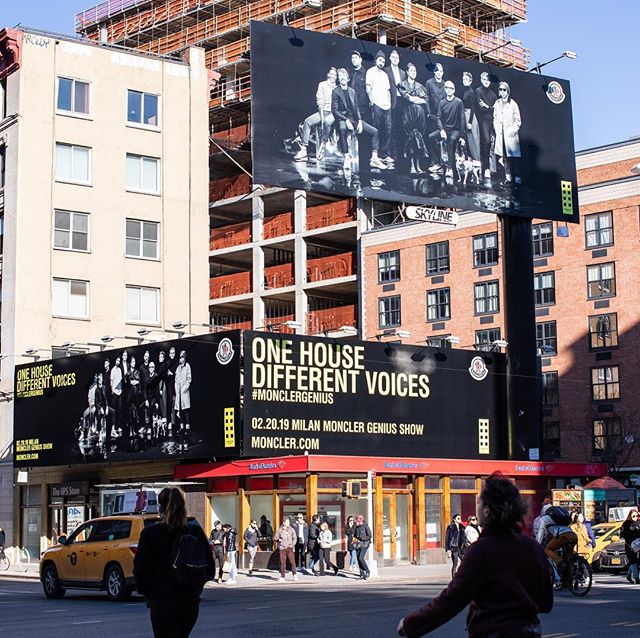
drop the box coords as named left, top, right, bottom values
left=353, top=514, right=372, bottom=580
left=307, top=514, right=321, bottom=573
left=209, top=520, right=225, bottom=583
left=345, top=516, right=358, bottom=572
left=274, top=518, right=298, bottom=582
left=620, top=508, right=640, bottom=584
left=318, top=521, right=339, bottom=576
left=259, top=514, right=274, bottom=551
left=133, top=486, right=214, bottom=638
left=243, top=519, right=260, bottom=576
left=397, top=472, right=552, bottom=638
left=464, top=515, right=481, bottom=546
left=445, top=514, right=465, bottom=577
left=222, top=523, right=238, bottom=584
left=294, top=513, right=309, bottom=572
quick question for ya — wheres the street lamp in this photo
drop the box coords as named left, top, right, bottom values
left=445, top=335, right=461, bottom=346
left=529, top=50, right=577, bottom=73
left=256, top=320, right=302, bottom=333
left=101, top=334, right=145, bottom=346
left=479, top=39, right=521, bottom=62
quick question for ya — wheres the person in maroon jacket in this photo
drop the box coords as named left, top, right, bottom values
left=397, top=472, right=553, bottom=638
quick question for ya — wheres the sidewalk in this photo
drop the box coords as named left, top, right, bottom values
left=0, top=561, right=452, bottom=585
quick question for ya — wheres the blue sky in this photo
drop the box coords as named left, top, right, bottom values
left=2, top=0, right=638, bottom=150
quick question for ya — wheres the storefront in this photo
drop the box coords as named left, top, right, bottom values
left=176, top=455, right=607, bottom=566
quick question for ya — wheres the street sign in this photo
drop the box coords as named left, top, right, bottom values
left=405, top=207, right=459, bottom=225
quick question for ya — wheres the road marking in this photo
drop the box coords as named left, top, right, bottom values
left=247, top=606, right=270, bottom=610
left=41, top=609, right=64, bottom=613
left=72, top=620, right=104, bottom=625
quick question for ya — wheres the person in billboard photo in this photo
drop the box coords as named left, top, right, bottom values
left=493, top=80, right=522, bottom=186
left=366, top=50, right=393, bottom=167
left=174, top=350, right=192, bottom=452
left=475, top=71, right=498, bottom=179
left=398, top=62, right=428, bottom=175
left=385, top=49, right=406, bottom=162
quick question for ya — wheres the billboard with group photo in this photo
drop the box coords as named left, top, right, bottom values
left=13, top=332, right=241, bottom=468
left=242, top=331, right=508, bottom=458
left=251, top=21, right=579, bottom=223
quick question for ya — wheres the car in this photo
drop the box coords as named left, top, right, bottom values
left=590, top=522, right=622, bottom=570
left=40, top=514, right=160, bottom=601
left=599, top=539, right=629, bottom=573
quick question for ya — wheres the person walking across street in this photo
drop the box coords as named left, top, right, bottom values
left=293, top=513, right=309, bottom=572
left=353, top=514, right=372, bottom=580
left=307, top=514, right=321, bottom=573
left=133, top=487, right=214, bottom=638
left=243, top=519, right=260, bottom=576
left=445, top=514, right=465, bottom=577
left=620, top=508, right=640, bottom=584
left=222, top=523, right=238, bottom=585
left=318, top=521, right=339, bottom=576
left=209, top=520, right=225, bottom=583
left=397, top=472, right=553, bottom=638
left=570, top=512, right=593, bottom=560
left=345, top=515, right=358, bottom=572
left=274, top=518, right=298, bottom=582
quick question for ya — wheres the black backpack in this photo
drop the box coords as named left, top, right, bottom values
left=546, top=506, right=572, bottom=526
left=170, top=528, right=209, bottom=588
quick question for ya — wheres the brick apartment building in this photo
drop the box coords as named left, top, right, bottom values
left=362, top=137, right=640, bottom=474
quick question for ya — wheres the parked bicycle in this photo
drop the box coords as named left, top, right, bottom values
left=550, top=546, right=592, bottom=597
left=0, top=547, right=10, bottom=572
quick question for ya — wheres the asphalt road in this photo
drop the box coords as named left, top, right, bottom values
left=0, top=573, right=639, bottom=637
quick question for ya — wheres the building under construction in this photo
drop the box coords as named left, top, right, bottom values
left=76, top=0, right=529, bottom=336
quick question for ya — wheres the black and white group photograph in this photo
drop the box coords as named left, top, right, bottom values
left=251, top=22, right=578, bottom=222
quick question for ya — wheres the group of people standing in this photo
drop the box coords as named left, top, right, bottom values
left=444, top=512, right=483, bottom=577
left=76, top=347, right=193, bottom=460
left=292, top=48, right=522, bottom=186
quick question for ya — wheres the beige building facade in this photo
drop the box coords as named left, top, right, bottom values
left=0, top=28, right=209, bottom=556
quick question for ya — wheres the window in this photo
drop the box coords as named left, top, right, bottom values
left=426, top=241, right=449, bottom=274
left=536, top=321, right=557, bottom=355
left=378, top=295, right=401, bottom=328
left=67, top=521, right=95, bottom=544
left=588, top=313, right=618, bottom=349
left=56, top=77, right=90, bottom=115
left=532, top=222, right=553, bottom=257
left=427, top=334, right=451, bottom=348
left=534, top=271, right=555, bottom=306
left=55, top=143, right=91, bottom=184
left=91, top=520, right=132, bottom=542
left=585, top=211, right=613, bottom=248
left=126, top=219, right=159, bottom=259
left=542, top=371, right=559, bottom=406
left=591, top=366, right=620, bottom=401
left=426, top=288, right=451, bottom=321
left=127, top=90, right=159, bottom=127
left=587, top=262, right=616, bottom=299
left=543, top=422, right=561, bottom=458
left=473, top=233, right=498, bottom=267
left=475, top=328, right=501, bottom=351
left=126, top=285, right=160, bottom=324
left=52, top=278, right=89, bottom=319
left=593, top=417, right=621, bottom=453
left=474, top=281, right=499, bottom=315
left=126, top=154, right=159, bottom=193
left=54, top=210, right=89, bottom=251
left=377, top=250, right=400, bottom=283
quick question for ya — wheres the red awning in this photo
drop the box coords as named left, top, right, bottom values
left=175, top=455, right=608, bottom=480
left=583, top=476, right=627, bottom=490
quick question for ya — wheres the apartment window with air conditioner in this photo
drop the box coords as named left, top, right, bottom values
left=55, top=143, right=91, bottom=185
left=52, top=278, right=89, bottom=319
left=127, top=90, right=160, bottom=128
left=126, top=154, right=160, bottom=194
left=56, top=77, right=90, bottom=115
left=126, top=285, right=160, bottom=324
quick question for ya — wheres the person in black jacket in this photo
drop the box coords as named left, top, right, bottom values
left=353, top=514, right=372, bottom=580
left=344, top=516, right=358, bottom=572
left=243, top=520, right=260, bottom=575
left=223, top=523, right=239, bottom=584
left=620, top=509, right=640, bottom=584
left=307, top=514, right=321, bottom=573
left=398, top=473, right=553, bottom=638
left=209, top=520, right=225, bottom=583
left=445, top=514, right=465, bottom=577
left=134, top=487, right=213, bottom=638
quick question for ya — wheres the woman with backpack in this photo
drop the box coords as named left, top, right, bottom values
left=620, top=508, right=640, bottom=584
left=134, top=486, right=214, bottom=638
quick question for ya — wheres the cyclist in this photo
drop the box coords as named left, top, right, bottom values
left=535, top=505, right=577, bottom=584
left=0, top=526, right=5, bottom=552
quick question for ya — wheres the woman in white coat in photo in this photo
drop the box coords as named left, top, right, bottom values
left=493, top=81, right=521, bottom=186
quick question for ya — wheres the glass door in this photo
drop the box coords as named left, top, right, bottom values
left=382, top=493, right=411, bottom=564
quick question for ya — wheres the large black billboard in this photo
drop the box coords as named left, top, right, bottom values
left=242, top=332, right=507, bottom=458
left=14, top=332, right=241, bottom=467
left=251, top=21, right=579, bottom=223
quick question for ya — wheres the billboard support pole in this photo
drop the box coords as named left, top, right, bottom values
left=500, top=215, right=541, bottom=460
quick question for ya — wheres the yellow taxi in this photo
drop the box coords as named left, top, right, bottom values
left=590, top=522, right=622, bottom=570
left=40, top=514, right=160, bottom=601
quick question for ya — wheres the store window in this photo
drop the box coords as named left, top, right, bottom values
left=425, top=494, right=442, bottom=548
left=209, top=494, right=238, bottom=532
left=20, top=486, right=42, bottom=562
